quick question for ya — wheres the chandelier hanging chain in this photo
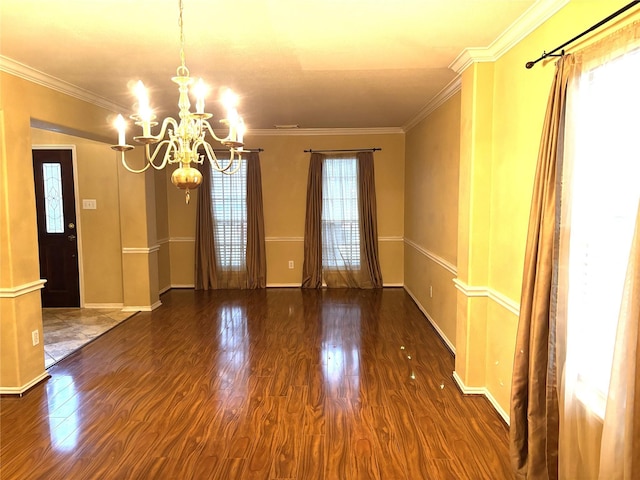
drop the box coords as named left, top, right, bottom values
left=178, top=0, right=186, bottom=71
left=111, top=0, right=247, bottom=204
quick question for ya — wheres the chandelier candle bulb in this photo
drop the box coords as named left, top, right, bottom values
left=135, top=81, right=152, bottom=136
left=135, top=81, right=149, bottom=111
left=115, top=114, right=126, bottom=146
left=194, top=79, right=206, bottom=114
left=237, top=118, right=245, bottom=144
left=228, top=108, right=239, bottom=142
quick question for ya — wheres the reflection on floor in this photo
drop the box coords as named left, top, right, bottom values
left=42, top=308, right=137, bottom=368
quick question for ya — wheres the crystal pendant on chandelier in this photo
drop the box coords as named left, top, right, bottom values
left=110, top=0, right=246, bottom=204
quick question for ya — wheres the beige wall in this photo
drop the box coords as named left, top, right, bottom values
left=154, top=168, right=171, bottom=292
left=404, top=93, right=461, bottom=349
left=163, top=132, right=405, bottom=287
left=450, top=0, right=639, bottom=417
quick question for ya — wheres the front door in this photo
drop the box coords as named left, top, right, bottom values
left=32, top=149, right=80, bottom=307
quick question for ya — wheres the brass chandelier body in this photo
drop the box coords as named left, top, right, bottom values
left=111, top=0, right=245, bottom=204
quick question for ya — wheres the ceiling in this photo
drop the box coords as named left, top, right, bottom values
left=1, top=0, right=542, bottom=132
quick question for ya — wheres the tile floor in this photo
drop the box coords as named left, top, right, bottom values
left=42, top=307, right=137, bottom=368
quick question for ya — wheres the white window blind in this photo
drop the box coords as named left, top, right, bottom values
left=210, top=160, right=247, bottom=270
left=322, top=158, right=360, bottom=269
left=566, top=48, right=640, bottom=418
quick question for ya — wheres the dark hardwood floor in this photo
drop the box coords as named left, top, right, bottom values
left=1, top=288, right=511, bottom=479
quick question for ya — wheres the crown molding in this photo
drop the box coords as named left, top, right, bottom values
left=403, top=76, right=462, bottom=132
left=405, top=0, right=568, bottom=129
left=247, top=127, right=405, bottom=137
left=449, top=0, right=570, bottom=73
left=0, top=55, right=127, bottom=113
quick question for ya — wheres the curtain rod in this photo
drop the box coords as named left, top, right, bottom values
left=525, top=0, right=639, bottom=69
left=303, top=148, right=382, bottom=153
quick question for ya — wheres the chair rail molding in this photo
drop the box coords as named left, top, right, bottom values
left=0, top=279, right=47, bottom=298
left=404, top=238, right=457, bottom=275
left=453, top=278, right=520, bottom=317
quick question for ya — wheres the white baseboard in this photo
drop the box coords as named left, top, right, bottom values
left=453, top=371, right=510, bottom=425
left=82, top=303, right=124, bottom=309
left=121, top=306, right=141, bottom=312
left=403, top=285, right=456, bottom=355
left=159, top=285, right=172, bottom=295
left=171, top=284, right=195, bottom=289
left=122, top=299, right=162, bottom=312
left=0, top=371, right=50, bottom=395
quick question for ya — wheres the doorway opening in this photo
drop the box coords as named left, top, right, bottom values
left=32, top=148, right=81, bottom=307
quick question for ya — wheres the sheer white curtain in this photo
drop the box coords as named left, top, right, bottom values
left=600, top=203, right=640, bottom=479
left=322, top=154, right=362, bottom=287
left=211, top=159, right=247, bottom=289
left=557, top=21, right=640, bottom=479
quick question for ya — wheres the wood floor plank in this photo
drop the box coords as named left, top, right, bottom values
left=0, top=288, right=512, bottom=479
left=368, top=406, right=409, bottom=480
left=298, top=434, right=324, bottom=480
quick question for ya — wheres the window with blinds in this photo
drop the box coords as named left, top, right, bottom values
left=566, top=48, right=640, bottom=418
left=322, top=158, right=360, bottom=269
left=210, top=160, right=247, bottom=270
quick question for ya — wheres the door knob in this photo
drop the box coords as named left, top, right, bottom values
left=68, top=234, right=76, bottom=241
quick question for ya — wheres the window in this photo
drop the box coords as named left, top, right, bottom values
left=322, top=158, right=360, bottom=269
left=210, top=160, right=247, bottom=270
left=42, top=163, right=64, bottom=233
left=565, top=48, right=640, bottom=418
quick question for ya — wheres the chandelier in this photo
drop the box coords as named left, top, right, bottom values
left=111, top=0, right=246, bottom=204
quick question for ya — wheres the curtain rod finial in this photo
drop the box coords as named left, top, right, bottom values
left=526, top=61, right=535, bottom=69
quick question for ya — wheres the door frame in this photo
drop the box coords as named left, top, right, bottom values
left=32, top=144, right=86, bottom=307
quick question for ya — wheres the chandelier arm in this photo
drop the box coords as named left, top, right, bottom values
left=219, top=150, right=244, bottom=175
left=120, top=151, right=152, bottom=174
left=202, top=141, right=225, bottom=171
left=190, top=138, right=206, bottom=165
left=202, top=120, right=231, bottom=143
left=146, top=141, right=177, bottom=170
left=153, top=117, right=180, bottom=145
left=201, top=142, right=241, bottom=174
